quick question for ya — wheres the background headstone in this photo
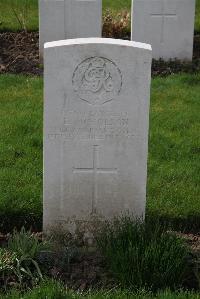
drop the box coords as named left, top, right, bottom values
left=43, top=38, right=152, bottom=239
left=131, top=0, right=196, bottom=60
left=39, top=0, right=102, bottom=56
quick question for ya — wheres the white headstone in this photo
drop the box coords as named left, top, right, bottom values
left=39, top=0, right=102, bottom=57
left=131, top=0, right=196, bottom=60
left=43, top=38, right=152, bottom=239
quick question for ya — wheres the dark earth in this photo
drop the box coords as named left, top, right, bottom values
left=0, top=31, right=200, bottom=76
left=0, top=231, right=200, bottom=291
left=0, top=232, right=112, bottom=291
left=0, top=32, right=41, bottom=75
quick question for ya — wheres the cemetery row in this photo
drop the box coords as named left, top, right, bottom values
left=39, top=0, right=196, bottom=60
left=0, top=1, right=199, bottom=75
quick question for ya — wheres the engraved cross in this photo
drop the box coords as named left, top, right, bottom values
left=151, top=0, right=177, bottom=43
left=73, top=145, right=118, bottom=214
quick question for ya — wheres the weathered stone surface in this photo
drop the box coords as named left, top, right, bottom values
left=43, top=38, right=152, bottom=239
left=39, top=0, right=102, bottom=56
left=131, top=0, right=196, bottom=60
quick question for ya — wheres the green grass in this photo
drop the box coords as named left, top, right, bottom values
left=0, top=73, right=200, bottom=230
left=97, top=217, right=189, bottom=291
left=0, top=0, right=38, bottom=32
left=148, top=74, right=200, bottom=229
left=0, top=0, right=200, bottom=32
left=103, top=0, right=131, bottom=11
left=0, top=72, right=199, bottom=232
left=1, top=280, right=200, bottom=299
left=0, top=75, right=43, bottom=231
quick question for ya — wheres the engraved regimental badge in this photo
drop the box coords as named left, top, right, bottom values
left=72, top=57, right=122, bottom=105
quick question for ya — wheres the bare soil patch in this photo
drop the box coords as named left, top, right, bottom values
left=0, top=32, right=41, bottom=75
left=0, top=230, right=199, bottom=291
left=0, top=31, right=200, bottom=76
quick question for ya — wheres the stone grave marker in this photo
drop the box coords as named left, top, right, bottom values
left=39, top=0, right=102, bottom=56
left=131, top=0, right=196, bottom=60
left=43, top=38, right=152, bottom=239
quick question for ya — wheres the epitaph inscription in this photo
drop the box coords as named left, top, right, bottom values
left=72, top=57, right=122, bottom=105
left=48, top=110, right=134, bottom=140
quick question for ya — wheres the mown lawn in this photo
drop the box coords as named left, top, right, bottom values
left=1, top=281, right=200, bottom=299
left=0, top=0, right=200, bottom=32
left=148, top=73, right=200, bottom=229
left=0, top=75, right=43, bottom=230
left=0, top=72, right=199, bottom=231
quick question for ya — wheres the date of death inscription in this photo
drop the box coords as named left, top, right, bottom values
left=48, top=110, right=135, bottom=141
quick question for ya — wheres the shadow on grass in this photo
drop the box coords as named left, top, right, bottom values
left=0, top=212, right=42, bottom=233
left=0, top=211, right=200, bottom=234
left=146, top=213, right=200, bottom=234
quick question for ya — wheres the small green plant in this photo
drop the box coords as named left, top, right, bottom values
left=8, top=227, right=48, bottom=260
left=97, top=216, right=189, bottom=291
left=4, top=228, right=50, bottom=289
left=0, top=247, right=42, bottom=290
left=10, top=256, right=42, bottom=289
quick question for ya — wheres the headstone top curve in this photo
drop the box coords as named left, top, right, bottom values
left=44, top=37, right=152, bottom=51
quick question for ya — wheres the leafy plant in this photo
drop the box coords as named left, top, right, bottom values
left=8, top=227, right=48, bottom=260
left=5, top=228, right=50, bottom=288
left=97, top=216, right=189, bottom=291
left=12, top=256, right=43, bottom=288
